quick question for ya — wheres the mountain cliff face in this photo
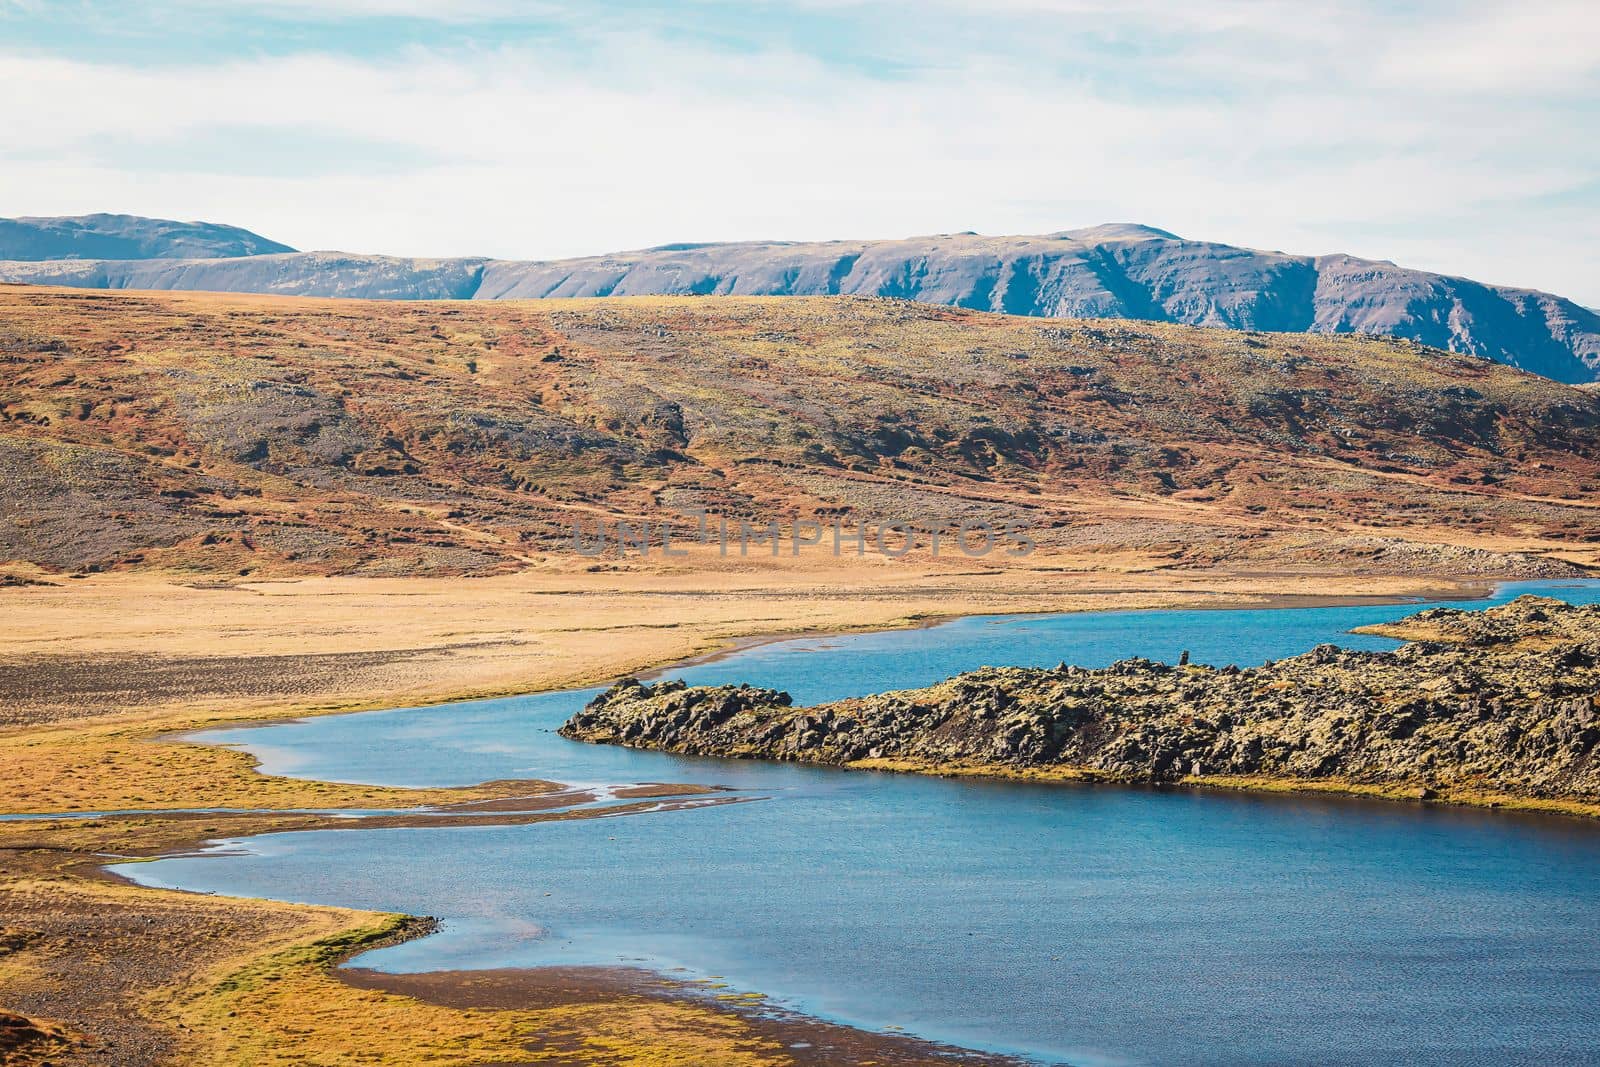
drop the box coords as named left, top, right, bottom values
left=1, top=221, right=1596, bottom=382
left=0, top=213, right=294, bottom=261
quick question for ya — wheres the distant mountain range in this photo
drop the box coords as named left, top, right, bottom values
left=2, top=215, right=1596, bottom=383
left=0, top=212, right=294, bottom=261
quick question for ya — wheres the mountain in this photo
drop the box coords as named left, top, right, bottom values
left=0, top=221, right=1596, bottom=383
left=0, top=213, right=294, bottom=261
left=1, top=288, right=1596, bottom=579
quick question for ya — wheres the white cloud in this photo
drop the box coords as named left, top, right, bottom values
left=0, top=0, right=1597, bottom=302
left=1369, top=1, right=1600, bottom=94
left=172, top=0, right=559, bottom=19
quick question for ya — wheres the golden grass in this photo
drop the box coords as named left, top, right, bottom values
left=166, top=913, right=796, bottom=1067
left=0, top=718, right=564, bottom=814
left=165, top=914, right=537, bottom=1066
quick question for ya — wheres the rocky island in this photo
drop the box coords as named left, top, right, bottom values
left=563, top=596, right=1600, bottom=817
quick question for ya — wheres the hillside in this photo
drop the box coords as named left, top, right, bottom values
left=2, top=223, right=1595, bottom=382
left=0, top=286, right=1597, bottom=579
left=0, top=213, right=293, bottom=261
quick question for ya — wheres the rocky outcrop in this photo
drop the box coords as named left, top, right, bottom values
left=562, top=596, right=1600, bottom=809
left=3, top=222, right=1596, bottom=382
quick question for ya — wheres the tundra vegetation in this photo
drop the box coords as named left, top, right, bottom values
left=2, top=288, right=1597, bottom=580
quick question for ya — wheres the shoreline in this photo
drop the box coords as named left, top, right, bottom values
left=1, top=571, right=1589, bottom=1066
left=628, top=579, right=1501, bottom=684
left=567, top=587, right=1600, bottom=828
left=0, top=570, right=1506, bottom=731
left=14, top=797, right=1040, bottom=1067
left=839, top=759, right=1600, bottom=822
left=1, top=573, right=1511, bottom=819
left=34, top=576, right=1522, bottom=814
left=339, top=963, right=1040, bottom=1067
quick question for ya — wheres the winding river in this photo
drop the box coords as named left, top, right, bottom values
left=117, top=581, right=1600, bottom=1066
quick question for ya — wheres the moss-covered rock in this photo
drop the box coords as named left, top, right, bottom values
left=563, top=596, right=1600, bottom=808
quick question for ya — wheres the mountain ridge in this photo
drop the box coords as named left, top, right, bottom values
left=0, top=213, right=294, bottom=261
left=2, top=219, right=1596, bottom=382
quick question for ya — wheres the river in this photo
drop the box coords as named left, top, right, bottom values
left=116, top=580, right=1600, bottom=1066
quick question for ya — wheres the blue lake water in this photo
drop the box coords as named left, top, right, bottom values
left=118, top=580, right=1600, bottom=1066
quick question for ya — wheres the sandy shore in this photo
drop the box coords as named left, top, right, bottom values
left=0, top=555, right=1523, bottom=1066
left=342, top=965, right=1033, bottom=1066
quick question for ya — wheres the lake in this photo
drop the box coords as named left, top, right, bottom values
left=117, top=580, right=1600, bottom=1066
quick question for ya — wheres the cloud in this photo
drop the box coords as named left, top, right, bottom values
left=1369, top=1, right=1600, bottom=93
left=0, top=1, right=1596, bottom=302
left=167, top=0, right=560, bottom=19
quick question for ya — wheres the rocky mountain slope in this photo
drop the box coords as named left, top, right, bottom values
left=0, top=213, right=293, bottom=261
left=1, top=288, right=1597, bottom=578
left=1, top=222, right=1595, bottom=382
left=563, top=595, right=1600, bottom=814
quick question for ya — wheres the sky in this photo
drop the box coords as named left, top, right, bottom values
left=2, top=0, right=1597, bottom=303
